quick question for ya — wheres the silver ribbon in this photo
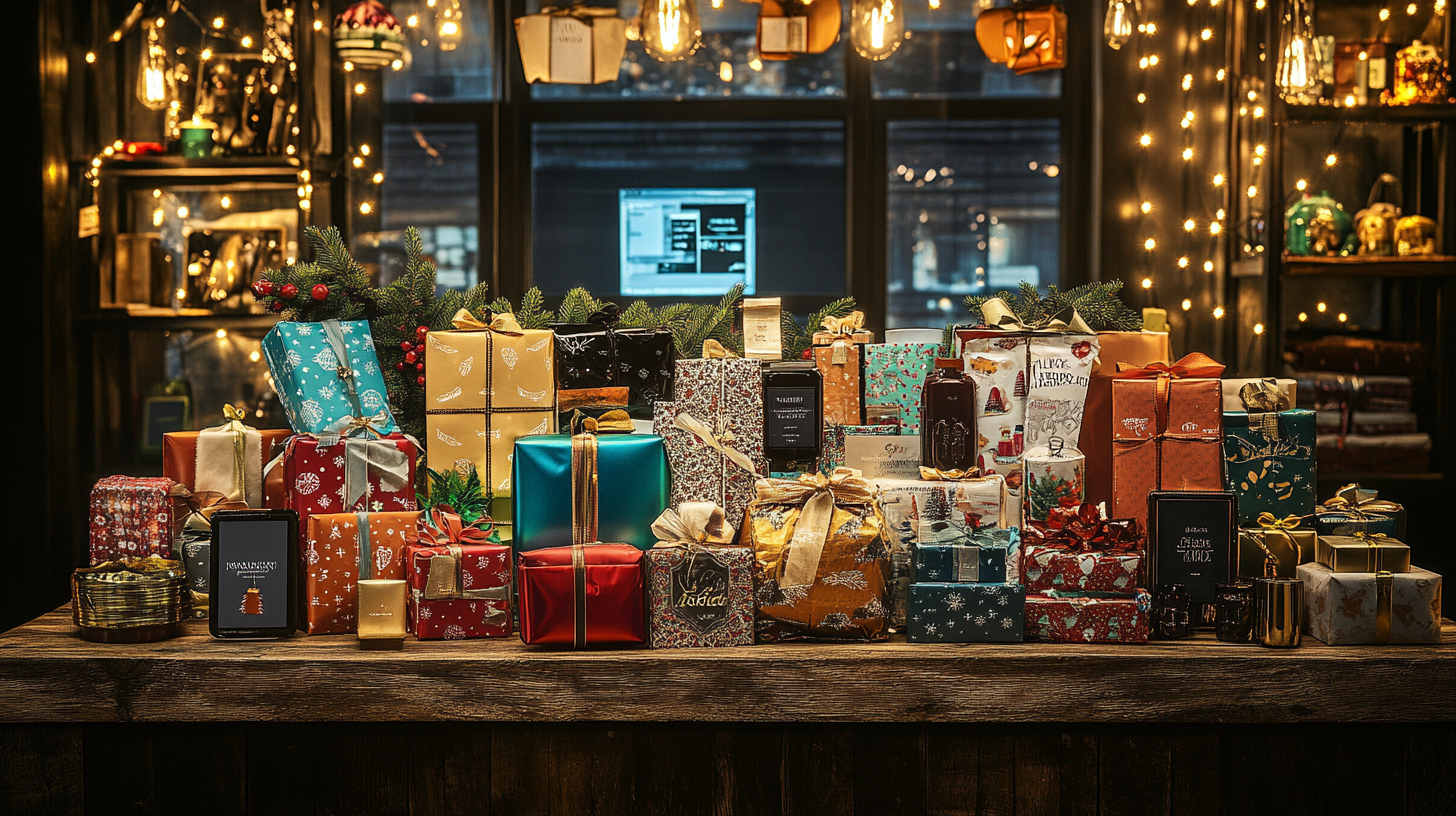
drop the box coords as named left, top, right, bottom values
left=356, top=511, right=373, bottom=580
left=321, top=319, right=363, bottom=419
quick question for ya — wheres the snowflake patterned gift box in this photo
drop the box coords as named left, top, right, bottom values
left=744, top=469, right=893, bottom=642
left=1024, top=590, right=1152, bottom=644
left=424, top=310, right=556, bottom=500
left=906, top=582, right=1026, bottom=643
left=405, top=510, right=512, bottom=640
left=652, top=354, right=767, bottom=528
left=1222, top=408, right=1317, bottom=527
left=811, top=311, right=875, bottom=426
left=261, top=319, right=399, bottom=436
left=864, top=341, right=941, bottom=433
left=645, top=503, right=755, bottom=649
left=304, top=511, right=422, bottom=635
left=281, top=434, right=418, bottom=543
left=914, top=533, right=1014, bottom=585
left=89, top=476, right=186, bottom=565
left=1299, top=562, right=1442, bottom=645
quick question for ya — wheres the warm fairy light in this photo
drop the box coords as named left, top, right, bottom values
left=1338, top=312, right=1349, bottom=322
left=750, top=58, right=763, bottom=71
left=1182, top=74, right=1193, bottom=90
left=1213, top=306, right=1225, bottom=318
left=1184, top=219, right=1197, bottom=231
left=85, top=51, right=96, bottom=63
left=1182, top=147, right=1195, bottom=161
left=1254, top=144, right=1266, bottom=157
left=1184, top=110, right=1195, bottom=121
left=1178, top=256, right=1190, bottom=268
left=241, top=35, right=253, bottom=48
left=1137, top=92, right=1148, bottom=103
left=408, top=14, right=421, bottom=27
left=102, top=146, right=114, bottom=156
left=1204, top=260, right=1215, bottom=272
left=175, top=288, right=187, bottom=301
left=1141, top=278, right=1153, bottom=289
left=176, top=205, right=189, bottom=219
left=1209, top=221, right=1222, bottom=235
left=720, top=62, right=733, bottom=82
left=1326, top=154, right=1338, bottom=166
left=344, top=61, right=355, bottom=72
left=200, top=48, right=213, bottom=60
left=153, top=189, right=162, bottom=198
left=300, top=199, right=311, bottom=211
left=392, top=59, right=404, bottom=70
left=215, top=329, right=228, bottom=339
left=1149, top=55, right=1160, bottom=66
left=1213, top=173, right=1225, bottom=186
left=1216, top=208, right=1226, bottom=220
left=1200, top=28, right=1213, bottom=40
left=1217, top=68, right=1226, bottom=80
left=1253, top=323, right=1265, bottom=335
left=313, top=19, right=324, bottom=30
left=360, top=144, right=371, bottom=156
left=1248, top=186, right=1259, bottom=198
left=929, top=0, right=940, bottom=8
left=249, top=351, right=261, bottom=363
left=1139, top=133, right=1153, bottom=147
left=1144, top=238, right=1157, bottom=250
left=1256, top=0, right=1266, bottom=7
left=1253, top=105, right=1265, bottom=118
left=352, top=156, right=365, bottom=169
left=354, top=82, right=367, bottom=95
left=220, top=195, right=232, bottom=208
left=712, top=0, right=724, bottom=7
left=1345, top=93, right=1358, bottom=106
left=1380, top=8, right=1391, bottom=20
left=1141, top=201, right=1153, bottom=214
left=1181, top=299, right=1193, bottom=310
left=1407, top=2, right=1418, bottom=13
left=1296, top=179, right=1308, bottom=191
left=359, top=202, right=374, bottom=215
left=1247, top=89, right=1258, bottom=101
left=1140, top=57, right=1150, bottom=69
left=152, top=209, right=165, bottom=226
left=372, top=172, right=385, bottom=184
left=1317, top=302, right=1327, bottom=312
left=1298, top=312, right=1308, bottom=322
left=1146, top=23, right=1157, bottom=33
left=212, top=16, right=225, bottom=28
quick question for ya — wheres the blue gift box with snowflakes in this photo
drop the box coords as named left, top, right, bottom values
left=906, top=582, right=1026, bottom=643
left=262, top=319, right=399, bottom=436
left=913, top=532, right=1013, bottom=584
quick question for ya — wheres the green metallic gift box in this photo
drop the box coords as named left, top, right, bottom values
left=1222, top=409, right=1317, bottom=527
left=512, top=435, right=670, bottom=552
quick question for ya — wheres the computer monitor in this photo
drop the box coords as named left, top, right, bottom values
left=619, top=188, right=756, bottom=297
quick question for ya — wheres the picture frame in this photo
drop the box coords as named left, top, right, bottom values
left=1146, top=491, right=1237, bottom=626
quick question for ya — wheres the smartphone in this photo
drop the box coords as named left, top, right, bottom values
left=209, top=509, right=299, bottom=639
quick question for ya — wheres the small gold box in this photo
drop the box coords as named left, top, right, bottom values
left=357, top=579, right=408, bottom=649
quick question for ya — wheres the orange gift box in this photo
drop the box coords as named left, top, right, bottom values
left=1080, top=331, right=1171, bottom=511
left=304, top=511, right=421, bottom=635
left=812, top=312, right=873, bottom=427
left=1110, top=354, right=1226, bottom=529
left=163, top=429, right=292, bottom=508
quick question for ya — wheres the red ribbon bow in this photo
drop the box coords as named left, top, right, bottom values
left=1026, top=502, right=1143, bottom=553
left=418, top=506, right=494, bottom=548
left=1112, top=352, right=1226, bottom=380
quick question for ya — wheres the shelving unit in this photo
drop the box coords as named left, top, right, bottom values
left=1282, top=254, right=1456, bottom=276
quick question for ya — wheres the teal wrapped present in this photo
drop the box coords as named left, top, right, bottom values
left=512, top=434, right=670, bottom=552
left=864, top=342, right=941, bottom=433
left=261, top=319, right=398, bottom=436
left=1222, top=408, right=1316, bottom=527
left=907, top=582, right=1025, bottom=643
left=913, top=528, right=1017, bottom=584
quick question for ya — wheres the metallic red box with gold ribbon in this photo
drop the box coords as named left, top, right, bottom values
left=406, top=509, right=512, bottom=639
left=1111, top=355, right=1226, bottom=530
left=517, top=543, right=646, bottom=647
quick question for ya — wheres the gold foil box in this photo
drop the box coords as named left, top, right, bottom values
left=1316, top=535, right=1411, bottom=573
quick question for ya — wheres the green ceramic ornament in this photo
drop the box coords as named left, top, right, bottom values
left=1285, top=190, right=1354, bottom=256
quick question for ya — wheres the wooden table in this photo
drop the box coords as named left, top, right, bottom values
left=2, top=607, right=1454, bottom=815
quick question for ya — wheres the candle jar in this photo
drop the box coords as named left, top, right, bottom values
left=1152, top=583, right=1192, bottom=640
left=919, top=358, right=977, bottom=472
left=1215, top=581, right=1256, bottom=643
left=763, top=361, right=822, bottom=476
left=1022, top=436, right=1085, bottom=523
left=1256, top=577, right=1302, bottom=648
left=357, top=578, right=408, bottom=649
left=178, top=119, right=217, bottom=160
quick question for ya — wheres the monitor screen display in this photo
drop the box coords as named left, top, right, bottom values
left=619, top=188, right=756, bottom=297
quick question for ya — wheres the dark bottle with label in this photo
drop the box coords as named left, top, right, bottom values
left=919, top=358, right=977, bottom=471
left=763, top=361, right=823, bottom=475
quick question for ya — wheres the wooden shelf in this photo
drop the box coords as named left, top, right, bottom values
left=1282, top=255, right=1456, bottom=277
left=82, top=311, right=280, bottom=332
left=1317, top=470, right=1445, bottom=482
left=3, top=606, right=1456, bottom=723
left=1283, top=103, right=1456, bottom=124
left=97, top=156, right=302, bottom=181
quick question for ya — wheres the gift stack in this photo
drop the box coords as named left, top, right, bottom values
left=1019, top=503, right=1151, bottom=643
left=1293, top=339, right=1430, bottom=474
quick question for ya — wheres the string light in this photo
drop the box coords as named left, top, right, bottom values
left=1298, top=312, right=1308, bottom=322
left=372, top=172, right=385, bottom=184
left=354, top=82, right=367, bottom=95
left=220, top=195, right=232, bottom=209
left=1182, top=147, right=1195, bottom=161
left=1139, top=133, right=1153, bottom=147
left=1184, top=219, right=1197, bottom=231
left=1181, top=299, right=1192, bottom=310
left=1216, top=68, right=1226, bottom=80
left=1182, top=74, right=1194, bottom=90
left=1141, top=278, right=1153, bottom=289
left=85, top=51, right=96, bottom=63
left=199, top=48, right=213, bottom=61
left=352, top=156, right=365, bottom=169
left=1209, top=222, right=1222, bottom=235
left=1317, top=302, right=1327, bottom=312
left=215, top=329, right=228, bottom=339
left=1178, top=257, right=1190, bottom=268
left=1254, top=144, right=1267, bottom=157
left=1141, top=201, right=1154, bottom=214
left=360, top=144, right=372, bottom=156
left=241, top=35, right=253, bottom=48
left=407, top=14, right=421, bottom=27
left=1213, top=173, right=1225, bottom=186
left=1248, top=186, right=1258, bottom=198
left=1296, top=179, right=1308, bottom=191
left=176, top=205, right=189, bottom=219
left=212, top=16, right=225, bottom=28
left=1252, top=105, right=1265, bottom=118
left=1137, top=93, right=1148, bottom=103
left=1204, top=260, right=1215, bottom=272
left=359, top=202, right=374, bottom=215
left=1406, top=2, right=1417, bottom=13
left=313, top=19, right=324, bottom=30
left=1325, top=153, right=1338, bottom=166
left=1380, top=8, right=1391, bottom=20
left=1213, top=307, right=1225, bottom=318
left=344, top=61, right=355, bottom=72
left=1253, top=323, right=1264, bottom=335
left=1200, top=28, right=1213, bottom=40
left=1145, top=238, right=1157, bottom=250
left=1338, top=312, right=1348, bottom=322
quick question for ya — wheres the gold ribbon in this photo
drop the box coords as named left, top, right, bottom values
left=449, top=308, right=525, bottom=335
left=577, top=409, right=635, bottom=435
left=1255, top=512, right=1306, bottom=576
left=422, top=544, right=510, bottom=627
left=917, top=466, right=983, bottom=481
left=1374, top=570, right=1394, bottom=644
left=702, top=339, right=738, bottom=359
left=1321, top=484, right=1403, bottom=521
left=979, top=297, right=1094, bottom=335
left=1239, top=379, right=1291, bottom=442
left=1353, top=531, right=1394, bottom=572
left=673, top=412, right=760, bottom=477
left=818, top=311, right=867, bottom=366
left=217, top=404, right=251, bottom=504
left=571, top=434, right=600, bottom=547
left=753, top=468, right=876, bottom=589
left=651, top=503, right=737, bottom=548
left=572, top=542, right=587, bottom=649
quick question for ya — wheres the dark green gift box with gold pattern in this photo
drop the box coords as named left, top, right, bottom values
left=1222, top=408, right=1317, bottom=527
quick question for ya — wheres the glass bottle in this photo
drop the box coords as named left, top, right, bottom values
left=919, top=358, right=977, bottom=472
left=763, top=361, right=822, bottom=476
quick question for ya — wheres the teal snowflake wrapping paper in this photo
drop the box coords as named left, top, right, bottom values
left=261, top=319, right=399, bottom=436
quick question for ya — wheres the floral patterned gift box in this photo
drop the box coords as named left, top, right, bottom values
left=907, top=582, right=1026, bottom=643
left=1299, top=562, right=1442, bottom=645
left=864, top=341, right=940, bottom=433
left=646, top=504, right=755, bottom=649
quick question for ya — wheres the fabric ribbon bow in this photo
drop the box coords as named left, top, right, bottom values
left=674, top=412, right=759, bottom=476
left=818, top=311, right=868, bottom=366
left=1112, top=352, right=1226, bottom=380
left=651, top=502, right=737, bottom=548
left=1321, top=483, right=1402, bottom=519
left=573, top=408, right=635, bottom=435
left=316, top=415, right=413, bottom=509
left=418, top=508, right=508, bottom=625
left=1026, top=502, right=1142, bottom=553
left=450, top=308, right=524, bottom=336
left=979, top=297, right=1094, bottom=335
left=1239, top=379, right=1290, bottom=442
left=701, top=339, right=738, bottom=359
left=1349, top=531, right=1400, bottom=573
left=917, top=466, right=982, bottom=481
left=754, top=468, right=876, bottom=589
left=180, top=490, right=248, bottom=535
left=1255, top=512, right=1306, bottom=576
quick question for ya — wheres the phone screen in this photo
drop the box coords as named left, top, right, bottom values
left=215, top=519, right=290, bottom=631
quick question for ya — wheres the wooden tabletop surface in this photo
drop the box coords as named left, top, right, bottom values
left=2, top=606, right=1452, bottom=723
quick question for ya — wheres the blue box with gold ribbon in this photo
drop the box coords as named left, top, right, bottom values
left=512, top=433, right=670, bottom=553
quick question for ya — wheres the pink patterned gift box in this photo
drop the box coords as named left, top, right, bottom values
left=653, top=357, right=767, bottom=528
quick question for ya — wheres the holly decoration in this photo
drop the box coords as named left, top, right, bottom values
left=963, top=281, right=1144, bottom=332
left=280, top=283, right=298, bottom=300
left=312, top=283, right=330, bottom=301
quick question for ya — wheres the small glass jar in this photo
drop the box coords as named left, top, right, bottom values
left=1152, top=583, right=1192, bottom=640
left=1215, top=581, right=1256, bottom=643
left=763, top=361, right=823, bottom=475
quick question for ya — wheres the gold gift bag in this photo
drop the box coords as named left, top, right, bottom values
left=424, top=310, right=556, bottom=497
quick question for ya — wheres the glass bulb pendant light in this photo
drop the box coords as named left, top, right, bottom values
left=435, top=0, right=464, bottom=51
left=640, top=0, right=702, bottom=62
left=851, top=0, right=904, bottom=60
left=135, top=18, right=176, bottom=110
left=1104, top=0, right=1135, bottom=50
left=1276, top=0, right=1318, bottom=99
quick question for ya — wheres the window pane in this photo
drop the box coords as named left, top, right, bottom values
left=353, top=123, right=480, bottom=291
left=528, top=0, right=845, bottom=99
left=532, top=121, right=845, bottom=298
left=885, top=120, right=1061, bottom=328
left=384, top=0, right=496, bottom=102
left=872, top=3, right=1062, bottom=98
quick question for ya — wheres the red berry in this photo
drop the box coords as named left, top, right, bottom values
left=395, top=362, right=406, bottom=372
left=400, top=341, right=412, bottom=351
left=416, top=375, right=426, bottom=386
left=280, top=283, right=298, bottom=300
left=251, top=280, right=272, bottom=298
left=416, top=325, right=428, bottom=336
left=311, top=284, right=329, bottom=301
left=404, top=351, right=417, bottom=364
left=415, top=362, right=424, bottom=372
left=269, top=301, right=285, bottom=313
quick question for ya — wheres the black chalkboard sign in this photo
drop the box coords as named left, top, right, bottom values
left=1147, top=491, right=1236, bottom=624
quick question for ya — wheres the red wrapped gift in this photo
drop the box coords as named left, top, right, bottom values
left=406, top=509, right=512, bottom=640
left=517, top=543, right=646, bottom=647
left=1024, top=590, right=1152, bottom=644
left=89, top=476, right=185, bottom=565
left=304, top=511, right=421, bottom=634
left=280, top=433, right=418, bottom=545
left=1020, top=503, right=1144, bottom=593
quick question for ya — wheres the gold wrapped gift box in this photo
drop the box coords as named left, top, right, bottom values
left=1317, top=534, right=1411, bottom=573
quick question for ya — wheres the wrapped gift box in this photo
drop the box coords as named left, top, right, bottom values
left=1299, top=562, right=1442, bottom=645
left=1024, top=590, right=1152, bottom=644
left=864, top=341, right=941, bottom=433
left=1079, top=331, right=1171, bottom=511
left=1220, top=378, right=1297, bottom=412
left=512, top=434, right=669, bottom=553
left=423, top=313, right=556, bottom=498
left=822, top=424, right=900, bottom=474
left=553, top=313, right=675, bottom=412
left=304, top=511, right=421, bottom=635
left=1317, top=534, right=1412, bottom=573
left=647, top=545, right=756, bottom=649
left=281, top=434, right=418, bottom=548
left=1237, top=524, right=1318, bottom=579
left=914, top=535, right=1012, bottom=584
left=811, top=313, right=873, bottom=426
left=652, top=356, right=767, bottom=527
left=163, top=425, right=291, bottom=508
left=1317, top=433, right=1432, bottom=474
left=907, top=582, right=1026, bottom=643
left=260, top=319, right=398, bottom=436
left=406, top=517, right=512, bottom=640
left=1223, top=408, right=1317, bottom=526
left=745, top=470, right=892, bottom=642
left=517, top=543, right=646, bottom=646
left=1020, top=546, right=1142, bottom=594
left=89, top=476, right=184, bottom=565
left=514, top=7, right=628, bottom=85
left=1111, top=357, right=1226, bottom=528
left=1313, top=484, right=1407, bottom=539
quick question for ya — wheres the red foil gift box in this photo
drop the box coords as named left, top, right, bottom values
left=1020, top=503, right=1145, bottom=593
left=89, top=476, right=184, bottom=565
left=517, top=543, right=646, bottom=647
left=406, top=510, right=512, bottom=640
left=1024, top=590, right=1152, bottom=644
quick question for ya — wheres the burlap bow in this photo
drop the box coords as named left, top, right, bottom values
left=180, top=490, right=248, bottom=535
left=417, top=508, right=508, bottom=622
left=1322, top=483, right=1402, bottom=518
left=450, top=308, right=524, bottom=336
left=979, top=297, right=1094, bottom=335
left=1240, top=379, right=1291, bottom=442
left=753, top=468, right=876, bottom=589
left=1025, top=502, right=1142, bottom=553
left=917, top=466, right=983, bottom=481
left=651, top=502, right=737, bottom=548
left=1255, top=512, right=1306, bottom=576
left=674, top=412, right=759, bottom=476
left=702, top=339, right=738, bottom=359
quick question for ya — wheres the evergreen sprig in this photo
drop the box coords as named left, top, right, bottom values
left=256, top=226, right=371, bottom=321
left=782, top=297, right=856, bottom=360
left=425, top=465, right=496, bottom=530
left=963, top=280, right=1142, bottom=332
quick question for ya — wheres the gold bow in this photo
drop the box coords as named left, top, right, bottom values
left=753, top=468, right=876, bottom=589
left=651, top=502, right=737, bottom=548
left=449, top=308, right=524, bottom=335
left=1255, top=512, right=1306, bottom=576
left=1352, top=531, right=1396, bottom=572
left=702, top=339, right=739, bottom=359
left=673, top=412, right=759, bottom=476
left=979, top=297, right=1094, bottom=335
left=1239, top=379, right=1290, bottom=442
left=1322, top=484, right=1402, bottom=517
left=918, top=466, right=983, bottom=481
left=576, top=409, right=635, bottom=435
left=181, top=490, right=248, bottom=534
left=820, top=311, right=866, bottom=337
